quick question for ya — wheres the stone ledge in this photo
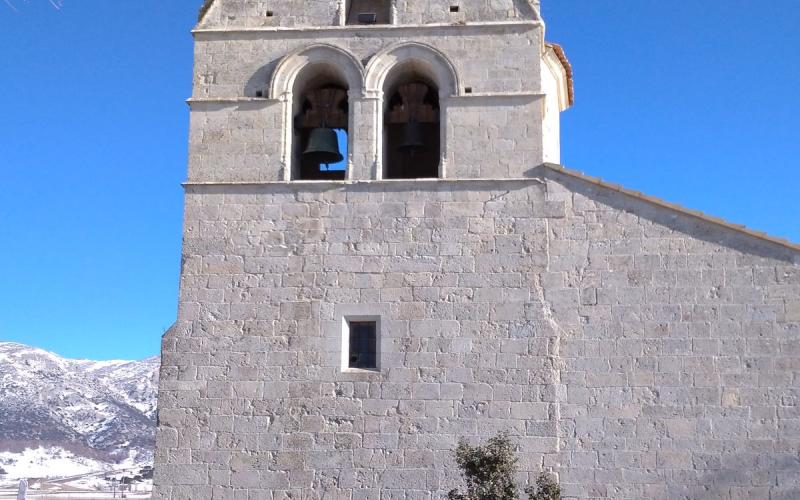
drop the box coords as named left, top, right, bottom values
left=185, top=97, right=277, bottom=107
left=186, top=92, right=545, bottom=106
left=192, top=20, right=541, bottom=36
left=449, top=92, right=545, bottom=101
left=182, top=177, right=547, bottom=188
left=187, top=97, right=274, bottom=104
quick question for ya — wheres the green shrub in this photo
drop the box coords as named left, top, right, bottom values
left=448, top=432, right=561, bottom=500
left=448, top=432, right=519, bottom=500
left=525, top=473, right=562, bottom=500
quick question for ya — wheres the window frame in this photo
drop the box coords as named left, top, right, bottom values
left=344, top=0, right=392, bottom=26
left=341, top=315, right=381, bottom=372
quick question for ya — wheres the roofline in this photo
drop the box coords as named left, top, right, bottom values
left=542, top=163, right=800, bottom=253
left=544, top=42, right=574, bottom=107
left=198, top=0, right=214, bottom=23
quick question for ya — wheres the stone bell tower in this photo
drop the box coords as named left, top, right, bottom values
left=154, top=0, right=800, bottom=499
left=183, top=0, right=570, bottom=185
left=154, top=2, right=572, bottom=498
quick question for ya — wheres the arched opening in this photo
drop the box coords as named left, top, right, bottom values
left=382, top=62, right=441, bottom=179
left=293, top=65, right=349, bottom=180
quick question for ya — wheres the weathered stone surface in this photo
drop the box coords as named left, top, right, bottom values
left=198, top=0, right=540, bottom=29
left=154, top=2, right=800, bottom=499
left=155, top=178, right=800, bottom=499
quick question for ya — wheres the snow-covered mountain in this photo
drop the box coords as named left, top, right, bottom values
left=0, top=342, right=159, bottom=481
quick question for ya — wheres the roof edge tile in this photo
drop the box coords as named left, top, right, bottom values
left=544, top=42, right=574, bottom=106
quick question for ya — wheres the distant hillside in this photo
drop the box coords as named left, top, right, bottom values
left=0, top=342, right=159, bottom=481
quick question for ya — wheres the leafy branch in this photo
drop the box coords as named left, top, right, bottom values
left=448, top=432, right=561, bottom=500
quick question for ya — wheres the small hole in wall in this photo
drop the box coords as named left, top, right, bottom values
left=450, top=5, right=460, bottom=12
left=266, top=10, right=274, bottom=17
left=464, top=87, right=473, bottom=94
left=255, top=90, right=264, bottom=97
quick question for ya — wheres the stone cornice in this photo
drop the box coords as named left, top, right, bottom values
left=196, top=0, right=542, bottom=25
left=182, top=177, right=546, bottom=188
left=186, top=97, right=276, bottom=105
left=192, top=20, right=541, bottom=37
left=184, top=92, right=545, bottom=106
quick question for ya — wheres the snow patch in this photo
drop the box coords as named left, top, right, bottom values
left=0, top=447, right=152, bottom=482
left=0, top=447, right=108, bottom=480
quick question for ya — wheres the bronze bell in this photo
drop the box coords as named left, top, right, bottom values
left=397, top=120, right=425, bottom=153
left=303, top=127, right=343, bottom=165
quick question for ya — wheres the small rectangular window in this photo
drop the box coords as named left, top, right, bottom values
left=348, top=321, right=377, bottom=369
left=346, top=0, right=391, bottom=25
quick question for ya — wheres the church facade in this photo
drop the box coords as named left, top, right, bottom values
left=153, top=1, right=800, bottom=498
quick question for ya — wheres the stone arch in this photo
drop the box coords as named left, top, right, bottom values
left=269, top=44, right=364, bottom=181
left=365, top=42, right=459, bottom=179
left=269, top=43, right=364, bottom=99
left=364, top=41, right=460, bottom=97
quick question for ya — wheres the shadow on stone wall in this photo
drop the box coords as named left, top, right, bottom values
left=675, top=454, right=800, bottom=499
left=513, top=0, right=539, bottom=20
left=244, top=58, right=281, bottom=98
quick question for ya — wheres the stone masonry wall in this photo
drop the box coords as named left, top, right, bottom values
left=156, top=3, right=800, bottom=499
left=155, top=179, right=564, bottom=500
left=542, top=170, right=800, bottom=499
left=154, top=174, right=800, bottom=500
left=199, top=0, right=539, bottom=29
left=192, top=28, right=541, bottom=100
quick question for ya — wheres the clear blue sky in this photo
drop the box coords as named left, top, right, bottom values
left=1, top=1, right=798, bottom=360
